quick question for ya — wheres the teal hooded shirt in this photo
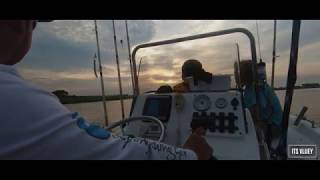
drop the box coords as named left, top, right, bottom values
left=243, top=84, right=283, bottom=127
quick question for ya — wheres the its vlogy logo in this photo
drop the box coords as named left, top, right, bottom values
left=288, top=145, right=318, bottom=159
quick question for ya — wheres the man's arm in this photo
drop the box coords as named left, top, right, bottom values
left=62, top=114, right=198, bottom=160
left=0, top=72, right=197, bottom=160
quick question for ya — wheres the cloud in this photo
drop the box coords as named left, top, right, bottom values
left=14, top=20, right=320, bottom=95
left=140, top=20, right=320, bottom=88
left=15, top=20, right=156, bottom=94
left=17, top=66, right=135, bottom=95
left=18, top=20, right=156, bottom=70
left=41, top=20, right=96, bottom=43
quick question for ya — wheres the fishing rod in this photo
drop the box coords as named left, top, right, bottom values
left=112, top=20, right=125, bottom=120
left=137, top=57, right=143, bottom=79
left=125, top=20, right=136, bottom=96
left=255, top=20, right=267, bottom=85
left=256, top=20, right=263, bottom=63
left=93, top=53, right=98, bottom=78
left=256, top=20, right=273, bottom=151
left=281, top=20, right=301, bottom=159
left=262, top=21, right=276, bottom=151
left=235, top=43, right=248, bottom=133
left=94, top=20, right=109, bottom=126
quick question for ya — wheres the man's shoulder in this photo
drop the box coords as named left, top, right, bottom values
left=0, top=66, right=62, bottom=113
left=173, top=82, right=189, bottom=92
left=1, top=77, right=57, bottom=100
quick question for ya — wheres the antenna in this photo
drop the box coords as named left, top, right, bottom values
left=271, top=20, right=277, bottom=88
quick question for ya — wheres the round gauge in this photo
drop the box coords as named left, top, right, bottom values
left=215, top=98, right=228, bottom=109
left=193, top=95, right=211, bottom=112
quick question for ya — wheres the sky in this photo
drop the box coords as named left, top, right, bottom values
left=16, top=20, right=320, bottom=95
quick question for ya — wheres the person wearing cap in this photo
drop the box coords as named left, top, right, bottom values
left=0, top=20, right=213, bottom=160
left=173, top=59, right=212, bottom=92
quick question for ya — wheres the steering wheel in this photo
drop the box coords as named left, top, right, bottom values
left=106, top=116, right=165, bottom=142
left=107, top=116, right=218, bottom=160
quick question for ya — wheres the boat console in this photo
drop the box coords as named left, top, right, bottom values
left=125, top=75, right=261, bottom=159
left=113, top=26, right=320, bottom=160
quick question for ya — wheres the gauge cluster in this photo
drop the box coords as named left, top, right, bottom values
left=193, top=95, right=230, bottom=111
left=191, top=93, right=244, bottom=136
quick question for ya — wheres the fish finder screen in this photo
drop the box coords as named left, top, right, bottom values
left=143, top=96, right=172, bottom=122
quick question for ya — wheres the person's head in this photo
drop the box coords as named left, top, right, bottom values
left=0, top=20, right=37, bottom=65
left=182, top=59, right=213, bottom=84
left=234, top=60, right=254, bottom=87
left=182, top=59, right=203, bottom=79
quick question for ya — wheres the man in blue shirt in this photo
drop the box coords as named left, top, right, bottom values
left=0, top=20, right=213, bottom=160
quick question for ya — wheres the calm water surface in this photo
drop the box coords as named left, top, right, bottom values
left=65, top=89, right=320, bottom=126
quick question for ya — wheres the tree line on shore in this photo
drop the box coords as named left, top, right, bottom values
left=52, top=90, right=133, bottom=104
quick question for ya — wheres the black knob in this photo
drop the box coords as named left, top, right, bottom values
left=231, top=98, right=239, bottom=111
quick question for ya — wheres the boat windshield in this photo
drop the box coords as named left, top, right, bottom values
left=134, top=34, right=253, bottom=93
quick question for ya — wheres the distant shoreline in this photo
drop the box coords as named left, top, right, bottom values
left=58, top=95, right=133, bottom=104
left=57, top=87, right=320, bottom=104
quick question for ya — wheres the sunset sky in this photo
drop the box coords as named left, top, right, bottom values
left=16, top=20, right=320, bottom=95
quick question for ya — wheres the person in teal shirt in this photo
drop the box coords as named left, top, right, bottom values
left=243, top=84, right=283, bottom=127
left=235, top=60, right=283, bottom=137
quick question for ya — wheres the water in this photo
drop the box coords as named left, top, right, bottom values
left=275, top=88, right=320, bottom=122
left=65, top=89, right=320, bottom=125
left=65, top=99, right=133, bottom=126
